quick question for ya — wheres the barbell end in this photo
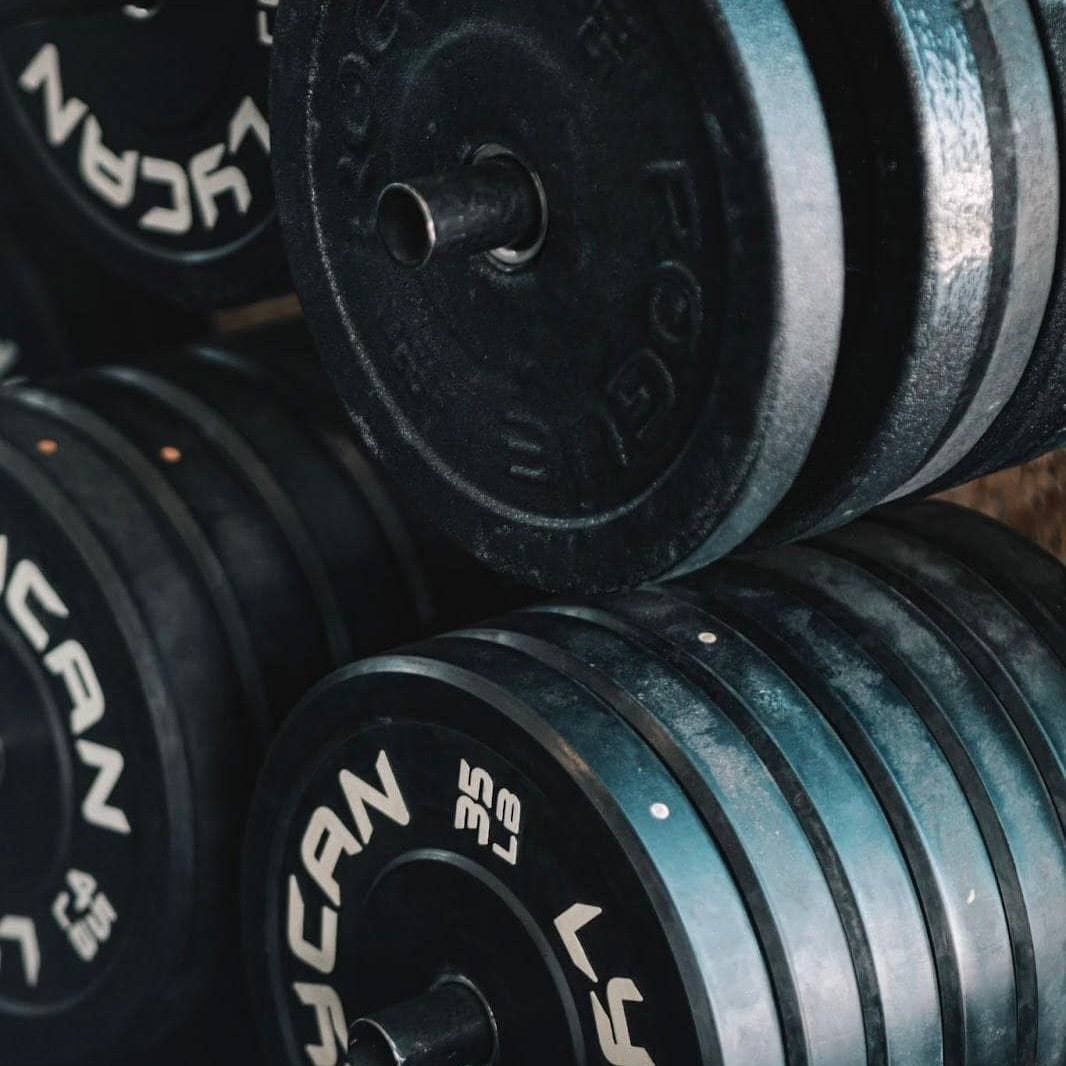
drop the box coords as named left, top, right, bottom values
left=348, top=979, right=497, bottom=1066
left=376, top=150, right=548, bottom=270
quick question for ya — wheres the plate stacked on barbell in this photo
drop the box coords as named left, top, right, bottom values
left=270, top=0, right=1062, bottom=591
left=242, top=500, right=1066, bottom=1066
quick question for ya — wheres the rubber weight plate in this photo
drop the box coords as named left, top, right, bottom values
left=878, top=0, right=1057, bottom=499
left=877, top=500, right=1066, bottom=665
left=136, top=338, right=439, bottom=647
left=495, top=607, right=869, bottom=1066
left=727, top=541, right=1066, bottom=1066
left=640, top=580, right=1014, bottom=1066
left=0, top=1, right=285, bottom=308
left=749, top=0, right=1058, bottom=542
left=816, top=518, right=1066, bottom=835
left=243, top=505, right=1066, bottom=1066
left=504, top=601, right=934, bottom=1066
left=243, top=642, right=779, bottom=1066
left=52, top=367, right=348, bottom=717
left=272, top=0, right=845, bottom=591
left=0, top=392, right=248, bottom=1066
left=918, top=0, right=1066, bottom=481
left=0, top=340, right=487, bottom=1062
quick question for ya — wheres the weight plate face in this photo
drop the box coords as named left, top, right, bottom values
left=245, top=658, right=716, bottom=1066
left=273, top=0, right=843, bottom=590
left=0, top=2, right=283, bottom=306
left=0, top=441, right=187, bottom=1059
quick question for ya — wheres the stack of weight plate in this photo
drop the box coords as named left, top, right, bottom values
left=269, top=0, right=1066, bottom=592
left=0, top=2, right=1060, bottom=1066
left=243, top=499, right=1066, bottom=1066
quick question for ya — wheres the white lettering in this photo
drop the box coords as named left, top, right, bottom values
left=139, top=156, right=193, bottom=235
left=301, top=807, right=361, bottom=907
left=0, top=916, right=41, bottom=988
left=75, top=740, right=130, bottom=835
left=293, top=983, right=347, bottom=1066
left=79, top=116, right=139, bottom=208
left=287, top=876, right=337, bottom=975
left=190, top=143, right=252, bottom=230
left=20, top=47, right=271, bottom=234
left=228, top=95, right=271, bottom=155
left=6, top=558, right=68, bottom=652
left=45, top=639, right=105, bottom=736
left=591, top=979, right=655, bottom=1066
left=339, top=750, right=410, bottom=845
left=554, top=903, right=603, bottom=983
left=0, top=537, right=128, bottom=837
left=19, top=44, right=87, bottom=146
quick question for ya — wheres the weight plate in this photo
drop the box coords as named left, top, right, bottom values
left=476, top=610, right=866, bottom=1066
left=729, top=545, right=1066, bottom=1066
left=141, top=342, right=437, bottom=649
left=816, top=521, right=1066, bottom=838
left=0, top=2, right=286, bottom=307
left=52, top=366, right=342, bottom=721
left=750, top=0, right=1058, bottom=543
left=680, top=566, right=1017, bottom=1066
left=244, top=505, right=1066, bottom=1066
left=272, top=0, right=844, bottom=591
left=503, top=602, right=937, bottom=1066
left=243, top=646, right=757, bottom=1066
left=882, top=0, right=1058, bottom=497
left=920, top=0, right=1066, bottom=482
left=0, top=394, right=241, bottom=1064
left=877, top=501, right=1066, bottom=666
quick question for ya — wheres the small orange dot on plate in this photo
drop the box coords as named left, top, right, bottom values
left=159, top=446, right=182, bottom=464
left=36, top=439, right=59, bottom=456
